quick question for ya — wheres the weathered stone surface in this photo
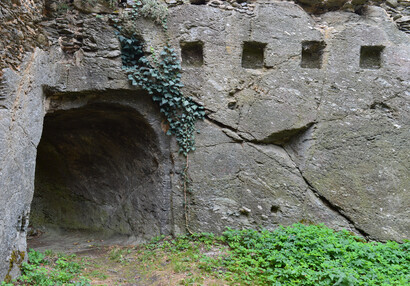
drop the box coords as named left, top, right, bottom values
left=300, top=114, right=409, bottom=241
left=0, top=0, right=409, bottom=282
left=166, top=3, right=409, bottom=241
left=180, top=120, right=356, bottom=234
left=0, top=0, right=48, bottom=74
left=0, top=49, right=55, bottom=282
left=73, top=0, right=113, bottom=14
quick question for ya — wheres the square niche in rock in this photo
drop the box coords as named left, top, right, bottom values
left=242, top=41, right=266, bottom=69
left=190, top=0, right=206, bottom=4
left=181, top=41, right=204, bottom=67
left=360, top=46, right=384, bottom=69
left=301, top=41, right=326, bottom=69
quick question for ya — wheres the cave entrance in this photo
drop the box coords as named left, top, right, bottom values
left=29, top=97, right=172, bottom=249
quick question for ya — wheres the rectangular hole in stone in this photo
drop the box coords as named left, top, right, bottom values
left=301, top=41, right=326, bottom=69
left=242, top=41, right=266, bottom=69
left=181, top=41, right=204, bottom=67
left=360, top=46, right=384, bottom=69
left=189, top=0, right=206, bottom=4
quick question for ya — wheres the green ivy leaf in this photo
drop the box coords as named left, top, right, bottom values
left=119, top=34, right=204, bottom=156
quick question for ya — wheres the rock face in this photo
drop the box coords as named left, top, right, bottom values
left=0, top=0, right=409, bottom=282
left=166, top=3, right=409, bottom=242
left=0, top=0, right=47, bottom=72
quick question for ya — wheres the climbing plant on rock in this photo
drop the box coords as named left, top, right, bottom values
left=119, top=35, right=205, bottom=156
left=116, top=0, right=203, bottom=234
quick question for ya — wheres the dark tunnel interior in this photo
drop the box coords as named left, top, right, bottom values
left=30, top=102, right=167, bottom=240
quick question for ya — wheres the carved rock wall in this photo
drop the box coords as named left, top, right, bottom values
left=0, top=0, right=409, bottom=282
left=164, top=3, right=409, bottom=242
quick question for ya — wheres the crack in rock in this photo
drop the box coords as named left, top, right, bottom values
left=204, top=116, right=370, bottom=238
left=281, top=146, right=371, bottom=239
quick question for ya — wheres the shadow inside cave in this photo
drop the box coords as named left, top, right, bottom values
left=29, top=100, right=170, bottom=250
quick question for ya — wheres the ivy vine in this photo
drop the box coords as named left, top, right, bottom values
left=115, top=0, right=203, bottom=234
left=119, top=35, right=205, bottom=156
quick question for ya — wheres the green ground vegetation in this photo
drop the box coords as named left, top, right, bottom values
left=2, top=224, right=409, bottom=285
left=1, top=250, right=90, bottom=286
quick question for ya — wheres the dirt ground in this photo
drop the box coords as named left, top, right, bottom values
left=27, top=230, right=229, bottom=286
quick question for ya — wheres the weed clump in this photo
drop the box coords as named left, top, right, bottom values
left=143, top=224, right=410, bottom=285
left=208, top=224, right=409, bottom=285
left=1, top=250, right=90, bottom=286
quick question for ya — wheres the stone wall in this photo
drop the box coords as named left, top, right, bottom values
left=0, top=0, right=409, bottom=281
left=164, top=3, right=409, bottom=242
left=0, top=0, right=47, bottom=73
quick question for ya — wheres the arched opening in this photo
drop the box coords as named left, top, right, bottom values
left=29, top=101, right=171, bottom=246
